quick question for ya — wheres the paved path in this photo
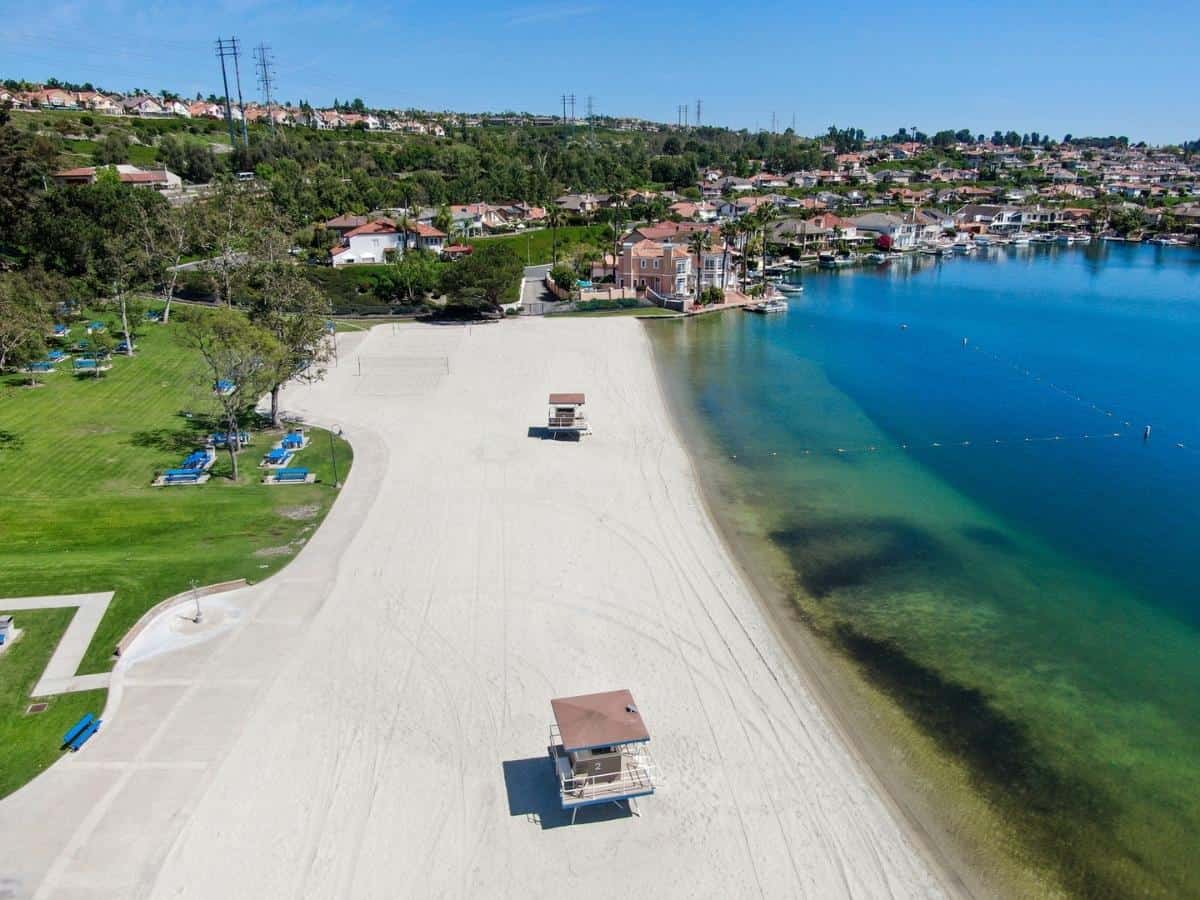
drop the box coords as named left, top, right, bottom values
left=0, top=593, right=115, bottom=696
left=520, top=263, right=557, bottom=314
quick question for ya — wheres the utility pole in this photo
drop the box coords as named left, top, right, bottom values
left=215, top=38, right=238, bottom=148
left=586, top=95, right=594, bottom=143
left=771, top=111, right=776, bottom=134
left=230, top=36, right=249, bottom=147
left=561, top=93, right=568, bottom=139
left=255, top=42, right=277, bottom=135
left=683, top=103, right=688, bottom=128
left=695, top=98, right=702, bottom=128
left=568, top=93, right=576, bottom=127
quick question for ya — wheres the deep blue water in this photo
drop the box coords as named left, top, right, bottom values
left=783, top=244, right=1200, bottom=626
left=648, top=241, right=1200, bottom=896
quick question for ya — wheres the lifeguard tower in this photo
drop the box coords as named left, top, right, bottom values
left=548, top=689, right=657, bottom=823
left=547, top=393, right=591, bottom=437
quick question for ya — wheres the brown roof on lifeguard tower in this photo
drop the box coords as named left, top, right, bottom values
left=551, top=689, right=649, bottom=752
left=549, top=393, right=585, bottom=405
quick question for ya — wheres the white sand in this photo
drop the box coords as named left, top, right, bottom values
left=0, top=318, right=946, bottom=899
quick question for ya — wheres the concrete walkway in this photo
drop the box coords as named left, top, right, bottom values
left=0, top=593, right=115, bottom=696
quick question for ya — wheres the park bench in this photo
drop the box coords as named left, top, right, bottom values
left=62, top=713, right=95, bottom=749
left=164, top=468, right=202, bottom=484
left=210, top=431, right=250, bottom=447
left=281, top=432, right=306, bottom=450
left=68, top=719, right=101, bottom=751
left=272, top=467, right=310, bottom=484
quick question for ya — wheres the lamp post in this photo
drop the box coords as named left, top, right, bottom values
left=190, top=579, right=202, bottom=624
left=329, top=427, right=342, bottom=488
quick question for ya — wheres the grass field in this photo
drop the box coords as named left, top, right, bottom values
left=467, top=225, right=611, bottom=265
left=0, top=308, right=352, bottom=797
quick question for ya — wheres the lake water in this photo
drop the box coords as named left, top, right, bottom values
left=647, top=242, right=1200, bottom=898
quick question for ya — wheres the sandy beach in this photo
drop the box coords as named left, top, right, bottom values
left=0, top=317, right=946, bottom=899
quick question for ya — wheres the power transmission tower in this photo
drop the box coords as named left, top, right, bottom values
left=254, top=42, right=277, bottom=134
left=229, top=36, right=249, bottom=147
left=771, top=111, right=776, bottom=134
left=683, top=103, right=688, bottom=128
left=695, top=99, right=702, bottom=127
left=214, top=38, right=239, bottom=148
left=568, top=93, right=576, bottom=123
left=586, top=95, right=595, bottom=143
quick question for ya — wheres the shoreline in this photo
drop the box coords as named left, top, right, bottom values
left=641, top=312, right=1035, bottom=900
left=1, top=318, right=948, bottom=898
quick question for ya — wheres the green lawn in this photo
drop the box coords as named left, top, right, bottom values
left=0, top=307, right=352, bottom=796
left=467, top=225, right=610, bottom=265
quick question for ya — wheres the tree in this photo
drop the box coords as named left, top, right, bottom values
left=547, top=205, right=563, bottom=267
left=141, top=202, right=198, bottom=323
left=687, top=229, right=712, bottom=304
left=196, top=177, right=266, bottom=306
left=751, top=204, right=778, bottom=287
left=549, top=264, right=575, bottom=292
left=438, top=242, right=523, bottom=316
left=245, top=262, right=333, bottom=426
left=719, top=220, right=739, bottom=292
left=180, top=308, right=284, bottom=480
left=0, top=270, right=51, bottom=372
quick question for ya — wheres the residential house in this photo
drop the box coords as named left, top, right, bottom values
left=75, top=91, right=120, bottom=115
left=31, top=88, right=77, bottom=109
left=330, top=218, right=446, bottom=265
left=772, top=214, right=860, bottom=253
left=615, top=238, right=693, bottom=298
left=554, top=193, right=609, bottom=215
left=849, top=212, right=938, bottom=250
left=119, top=95, right=167, bottom=116
left=323, top=214, right=372, bottom=236
left=331, top=219, right=404, bottom=265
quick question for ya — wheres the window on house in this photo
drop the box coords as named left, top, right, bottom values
left=654, top=259, right=660, bottom=269
left=640, top=259, right=646, bottom=269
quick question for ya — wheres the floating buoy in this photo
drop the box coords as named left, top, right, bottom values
left=1144, top=425, right=1152, bottom=440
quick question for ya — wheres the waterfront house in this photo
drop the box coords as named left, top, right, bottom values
left=615, top=238, right=693, bottom=298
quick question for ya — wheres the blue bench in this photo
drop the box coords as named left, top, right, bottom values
left=47, top=350, right=67, bottom=362
left=63, top=713, right=95, bottom=748
left=263, top=449, right=292, bottom=465
left=211, top=431, right=250, bottom=447
left=164, top=468, right=202, bottom=484
left=273, top=467, right=310, bottom=483
left=281, top=434, right=305, bottom=449
left=181, top=451, right=211, bottom=469
left=74, top=359, right=98, bottom=370
left=53, top=325, right=70, bottom=337
left=28, top=361, right=55, bottom=372
left=68, top=719, right=101, bottom=751
left=115, top=340, right=134, bottom=353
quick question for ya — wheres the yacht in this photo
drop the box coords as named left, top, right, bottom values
left=776, top=281, right=805, bottom=294
left=818, top=250, right=854, bottom=268
left=1074, top=233, right=1092, bottom=245
left=1011, top=233, right=1032, bottom=246
left=866, top=252, right=890, bottom=264
left=746, top=297, right=789, bottom=314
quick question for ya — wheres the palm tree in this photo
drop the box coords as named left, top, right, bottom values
left=719, top=220, right=739, bottom=294
left=547, top=206, right=563, bottom=267
left=753, top=204, right=779, bottom=288
left=687, top=229, right=713, bottom=304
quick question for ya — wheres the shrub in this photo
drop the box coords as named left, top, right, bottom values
left=549, top=264, right=576, bottom=292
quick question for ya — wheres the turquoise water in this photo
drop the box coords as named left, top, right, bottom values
left=648, top=243, right=1200, bottom=897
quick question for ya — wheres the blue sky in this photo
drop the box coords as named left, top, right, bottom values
left=1, top=1, right=1197, bottom=143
